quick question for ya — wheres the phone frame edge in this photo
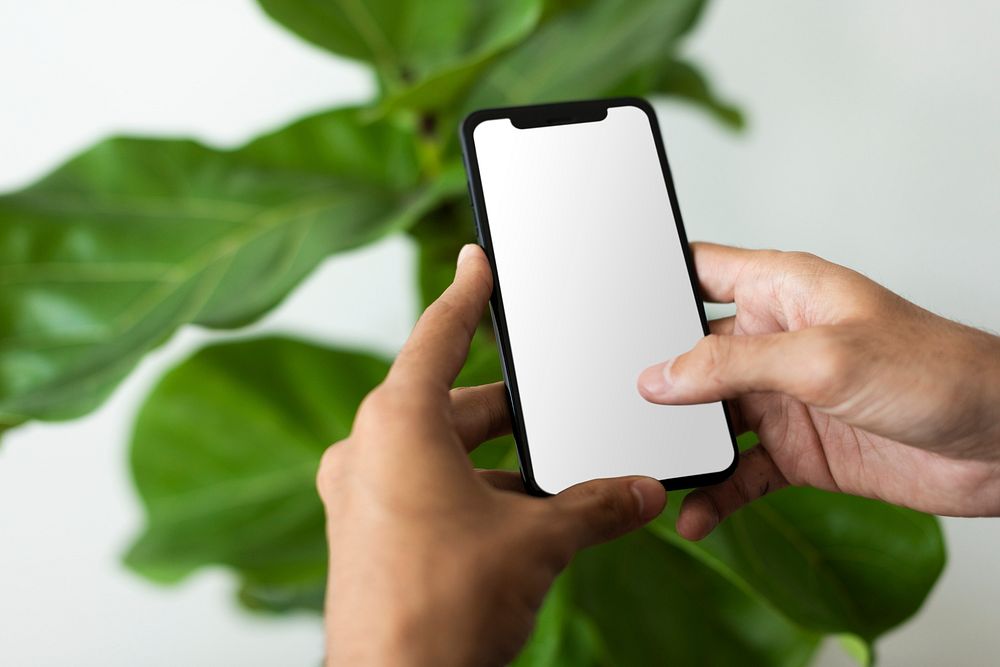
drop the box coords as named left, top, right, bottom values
left=459, top=96, right=740, bottom=496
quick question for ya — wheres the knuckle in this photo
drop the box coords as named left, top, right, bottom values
left=316, top=442, right=348, bottom=498
left=429, top=292, right=478, bottom=339
left=357, top=385, right=392, bottom=418
left=547, top=537, right=576, bottom=571
left=535, top=507, right=576, bottom=570
left=428, top=293, right=460, bottom=321
left=454, top=384, right=509, bottom=435
left=811, top=329, right=853, bottom=378
left=784, top=250, right=823, bottom=267
left=773, top=251, right=834, bottom=306
left=484, top=390, right=510, bottom=433
left=781, top=251, right=833, bottom=280
left=592, top=486, right=631, bottom=526
left=730, top=474, right=753, bottom=508
left=554, top=483, right=639, bottom=550
left=450, top=385, right=474, bottom=407
left=456, top=385, right=488, bottom=414
left=467, top=265, right=494, bottom=300
left=357, top=384, right=427, bottom=425
left=697, top=334, right=732, bottom=376
left=757, top=248, right=784, bottom=263
left=800, top=328, right=858, bottom=405
left=750, top=249, right=786, bottom=274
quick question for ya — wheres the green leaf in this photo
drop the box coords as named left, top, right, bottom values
left=258, top=0, right=543, bottom=96
left=463, top=0, right=708, bottom=109
left=512, top=574, right=609, bottom=667
left=839, top=633, right=874, bottom=666
left=0, top=107, right=458, bottom=425
left=650, top=487, right=946, bottom=650
left=609, top=58, right=745, bottom=129
left=375, top=0, right=545, bottom=115
left=126, top=337, right=390, bottom=612
left=526, top=529, right=821, bottom=666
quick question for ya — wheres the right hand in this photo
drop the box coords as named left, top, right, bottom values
left=638, top=243, right=1000, bottom=540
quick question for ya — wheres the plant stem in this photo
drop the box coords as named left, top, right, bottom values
left=416, top=112, right=443, bottom=180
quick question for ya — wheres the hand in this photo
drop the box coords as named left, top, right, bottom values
left=319, top=244, right=666, bottom=667
left=638, top=243, right=1000, bottom=540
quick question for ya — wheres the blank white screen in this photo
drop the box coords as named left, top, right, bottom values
left=473, top=103, right=734, bottom=494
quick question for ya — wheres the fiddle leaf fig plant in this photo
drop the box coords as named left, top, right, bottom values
left=0, top=0, right=944, bottom=664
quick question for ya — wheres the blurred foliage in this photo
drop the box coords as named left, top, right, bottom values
left=0, top=109, right=461, bottom=427
left=0, top=0, right=943, bottom=664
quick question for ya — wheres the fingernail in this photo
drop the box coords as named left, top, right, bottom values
left=457, top=244, right=477, bottom=268
left=631, top=478, right=666, bottom=523
left=637, top=358, right=675, bottom=397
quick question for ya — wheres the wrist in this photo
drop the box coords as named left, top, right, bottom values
left=330, top=617, right=472, bottom=667
left=326, top=587, right=478, bottom=667
left=985, top=339, right=1000, bottom=462
left=968, top=328, right=1000, bottom=453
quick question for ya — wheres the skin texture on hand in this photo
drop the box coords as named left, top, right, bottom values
left=638, top=243, right=1000, bottom=541
left=318, top=245, right=666, bottom=667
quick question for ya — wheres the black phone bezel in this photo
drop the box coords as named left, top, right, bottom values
left=459, top=96, right=739, bottom=496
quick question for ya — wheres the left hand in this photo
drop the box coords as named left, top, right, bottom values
left=637, top=243, right=1000, bottom=540
left=318, top=244, right=666, bottom=667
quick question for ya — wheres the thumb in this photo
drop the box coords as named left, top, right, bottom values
left=637, top=328, right=851, bottom=408
left=548, top=476, right=666, bottom=551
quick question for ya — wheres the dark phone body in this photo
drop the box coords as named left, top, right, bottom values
left=459, top=97, right=738, bottom=496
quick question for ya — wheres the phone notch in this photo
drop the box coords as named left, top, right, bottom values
left=510, top=104, right=608, bottom=130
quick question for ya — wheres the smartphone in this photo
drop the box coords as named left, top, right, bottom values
left=460, top=97, right=738, bottom=495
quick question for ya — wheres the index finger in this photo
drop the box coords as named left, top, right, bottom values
left=690, top=242, right=755, bottom=304
left=386, top=244, right=493, bottom=391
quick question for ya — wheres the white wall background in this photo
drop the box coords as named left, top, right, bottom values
left=1, top=1, right=998, bottom=665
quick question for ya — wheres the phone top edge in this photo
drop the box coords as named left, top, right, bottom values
left=461, top=97, right=654, bottom=136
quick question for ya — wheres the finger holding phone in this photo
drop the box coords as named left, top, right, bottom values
left=318, top=245, right=665, bottom=667
left=638, top=243, right=1000, bottom=540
